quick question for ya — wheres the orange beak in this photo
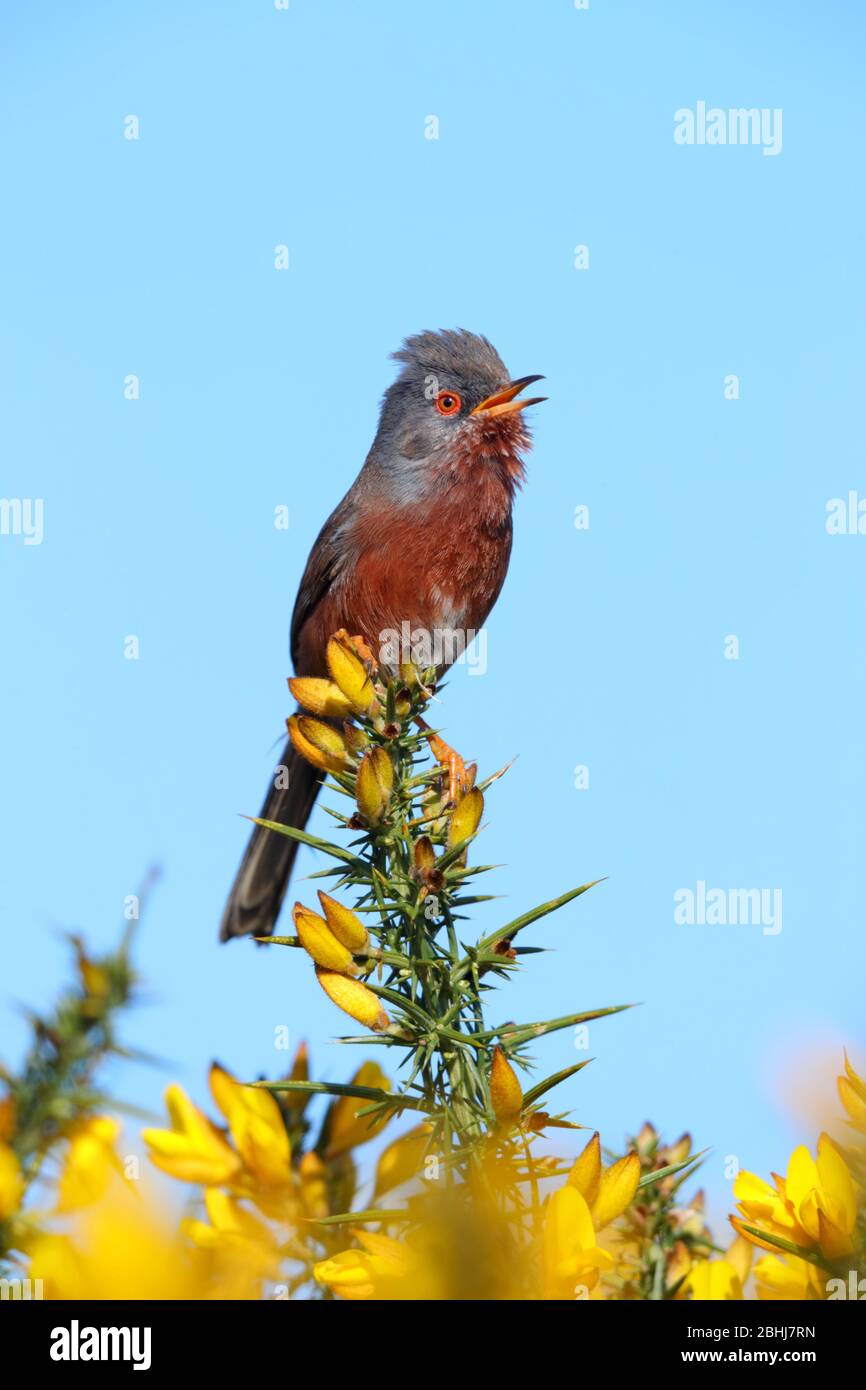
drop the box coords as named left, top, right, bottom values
left=470, top=374, right=547, bottom=419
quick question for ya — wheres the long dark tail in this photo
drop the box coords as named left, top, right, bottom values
left=219, top=736, right=321, bottom=942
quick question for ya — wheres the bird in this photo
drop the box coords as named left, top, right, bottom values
left=220, top=329, right=545, bottom=942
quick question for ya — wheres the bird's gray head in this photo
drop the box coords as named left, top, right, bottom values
left=368, top=329, right=545, bottom=498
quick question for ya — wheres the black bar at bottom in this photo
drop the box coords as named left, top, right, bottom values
left=2, top=1292, right=862, bottom=1374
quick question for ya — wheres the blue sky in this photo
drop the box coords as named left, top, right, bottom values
left=2, top=0, right=864, bottom=1226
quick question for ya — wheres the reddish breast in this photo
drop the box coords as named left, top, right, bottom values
left=294, top=477, right=511, bottom=676
left=353, top=474, right=513, bottom=637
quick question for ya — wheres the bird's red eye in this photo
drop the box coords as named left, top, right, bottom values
left=435, top=390, right=462, bottom=417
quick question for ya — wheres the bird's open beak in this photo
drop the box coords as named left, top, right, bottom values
left=470, top=374, right=547, bottom=419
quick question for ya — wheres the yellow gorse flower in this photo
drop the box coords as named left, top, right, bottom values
left=317, top=891, right=369, bottom=953
left=183, top=1187, right=281, bottom=1292
left=373, top=1123, right=433, bottom=1197
left=287, top=714, right=351, bottom=774
left=682, top=1235, right=751, bottom=1301
left=187, top=1186, right=275, bottom=1248
left=29, top=1186, right=220, bottom=1301
left=326, top=631, right=379, bottom=716
left=56, top=1116, right=123, bottom=1213
left=143, top=1066, right=292, bottom=1200
left=733, top=1132, right=858, bottom=1261
left=292, top=893, right=373, bottom=1013
left=325, top=1062, right=392, bottom=1159
left=752, top=1252, right=826, bottom=1301
left=314, top=1229, right=414, bottom=1301
left=540, top=1136, right=642, bottom=1300
left=731, top=1169, right=807, bottom=1248
left=447, top=786, right=484, bottom=848
left=684, top=1258, right=744, bottom=1301
left=209, top=1063, right=292, bottom=1189
left=542, top=1186, right=613, bottom=1298
left=142, top=1083, right=242, bottom=1187
left=567, top=1131, right=641, bottom=1230
left=356, top=746, right=394, bottom=824
left=288, top=675, right=354, bottom=720
left=785, top=1134, right=857, bottom=1259
left=294, top=902, right=359, bottom=974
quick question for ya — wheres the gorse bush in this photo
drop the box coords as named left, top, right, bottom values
left=1, top=635, right=863, bottom=1300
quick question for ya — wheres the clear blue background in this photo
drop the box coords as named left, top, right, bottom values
left=2, top=0, right=864, bottom=1226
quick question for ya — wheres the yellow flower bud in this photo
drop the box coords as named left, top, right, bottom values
left=317, top=891, right=369, bottom=953
left=356, top=746, right=394, bottom=824
left=288, top=676, right=354, bottom=720
left=636, top=1121, right=658, bottom=1153
left=489, top=1046, right=523, bottom=1124
left=447, top=786, right=484, bottom=847
left=592, top=1152, right=641, bottom=1230
left=568, top=1131, right=602, bottom=1205
left=326, top=632, right=378, bottom=716
left=664, top=1132, right=692, bottom=1166
left=413, top=836, right=436, bottom=874
left=293, top=902, right=358, bottom=974
left=316, top=968, right=390, bottom=1032
left=287, top=714, right=351, bottom=774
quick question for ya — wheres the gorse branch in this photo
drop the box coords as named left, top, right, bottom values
left=258, top=631, right=620, bottom=1200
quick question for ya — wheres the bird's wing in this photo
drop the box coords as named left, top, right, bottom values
left=289, top=495, right=355, bottom=671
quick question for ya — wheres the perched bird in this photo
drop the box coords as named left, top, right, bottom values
left=220, top=329, right=545, bottom=942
